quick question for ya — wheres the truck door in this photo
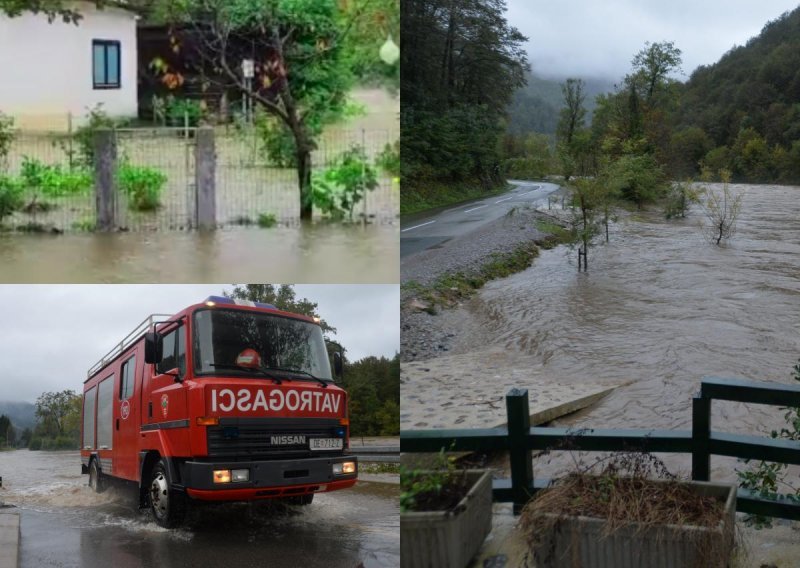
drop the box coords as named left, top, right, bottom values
left=114, top=353, right=139, bottom=481
left=145, top=324, right=188, bottom=428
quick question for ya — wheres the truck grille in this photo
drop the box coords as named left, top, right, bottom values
left=206, top=418, right=343, bottom=459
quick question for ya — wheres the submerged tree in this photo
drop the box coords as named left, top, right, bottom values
left=700, top=170, right=743, bottom=245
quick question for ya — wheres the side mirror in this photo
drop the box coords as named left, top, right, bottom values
left=144, top=332, right=163, bottom=364
left=333, top=352, right=343, bottom=379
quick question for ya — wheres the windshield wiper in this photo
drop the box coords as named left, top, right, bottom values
left=210, top=364, right=282, bottom=384
left=260, top=367, right=329, bottom=388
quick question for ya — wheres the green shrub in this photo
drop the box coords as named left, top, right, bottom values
left=73, top=104, right=116, bottom=167
left=257, top=212, right=277, bottom=228
left=256, top=116, right=297, bottom=167
left=0, top=175, right=24, bottom=222
left=0, top=112, right=14, bottom=172
left=20, top=157, right=92, bottom=197
left=311, top=146, right=379, bottom=219
left=28, top=437, right=42, bottom=451
left=376, top=140, right=400, bottom=177
left=166, top=97, right=204, bottom=127
left=118, top=164, right=167, bottom=211
left=72, top=217, right=96, bottom=232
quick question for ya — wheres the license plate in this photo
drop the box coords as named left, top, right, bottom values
left=309, top=438, right=343, bottom=451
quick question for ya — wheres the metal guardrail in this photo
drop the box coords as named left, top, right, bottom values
left=347, top=445, right=400, bottom=463
left=401, top=377, right=800, bottom=518
left=86, top=313, right=172, bottom=379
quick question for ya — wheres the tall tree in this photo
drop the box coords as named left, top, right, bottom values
left=34, top=390, right=80, bottom=438
left=223, top=284, right=335, bottom=336
left=630, top=41, right=683, bottom=104
left=557, top=78, right=587, bottom=146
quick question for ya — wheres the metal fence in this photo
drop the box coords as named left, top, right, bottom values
left=2, top=116, right=398, bottom=232
left=401, top=377, right=800, bottom=520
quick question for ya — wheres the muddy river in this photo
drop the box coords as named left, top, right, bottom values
left=0, top=224, right=399, bottom=283
left=441, top=183, right=800, bottom=480
left=0, top=450, right=398, bottom=568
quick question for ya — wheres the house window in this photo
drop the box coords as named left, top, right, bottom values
left=93, top=40, right=121, bottom=89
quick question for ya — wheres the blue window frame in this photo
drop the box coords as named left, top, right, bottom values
left=93, top=40, right=121, bottom=89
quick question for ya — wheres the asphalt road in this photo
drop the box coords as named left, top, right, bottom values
left=400, top=180, right=561, bottom=258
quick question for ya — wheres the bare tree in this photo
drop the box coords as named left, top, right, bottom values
left=700, top=170, right=743, bottom=245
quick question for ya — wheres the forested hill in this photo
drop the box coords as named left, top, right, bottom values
left=0, top=401, right=35, bottom=430
left=676, top=7, right=800, bottom=150
left=507, top=73, right=615, bottom=136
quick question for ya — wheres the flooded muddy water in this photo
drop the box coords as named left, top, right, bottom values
left=0, top=224, right=399, bottom=283
left=0, top=450, right=399, bottom=568
left=444, top=183, right=800, bottom=480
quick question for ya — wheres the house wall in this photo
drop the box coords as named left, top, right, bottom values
left=0, top=2, right=138, bottom=130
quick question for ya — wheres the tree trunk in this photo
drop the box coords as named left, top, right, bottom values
left=297, top=146, right=313, bottom=221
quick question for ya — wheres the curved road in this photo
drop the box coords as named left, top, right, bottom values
left=400, top=180, right=561, bottom=258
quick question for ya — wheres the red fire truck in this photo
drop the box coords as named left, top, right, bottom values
left=80, top=296, right=357, bottom=527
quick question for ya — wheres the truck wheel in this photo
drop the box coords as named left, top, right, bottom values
left=148, top=459, right=186, bottom=528
left=88, top=459, right=106, bottom=493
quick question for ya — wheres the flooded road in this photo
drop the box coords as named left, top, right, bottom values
left=0, top=451, right=399, bottom=567
left=0, top=224, right=399, bottom=283
left=440, top=183, right=800, bottom=479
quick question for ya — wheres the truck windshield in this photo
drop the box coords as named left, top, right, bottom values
left=193, top=308, right=333, bottom=381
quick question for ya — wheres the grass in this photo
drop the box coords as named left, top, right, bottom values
left=402, top=180, right=511, bottom=216
left=359, top=462, right=400, bottom=475
left=403, top=241, right=541, bottom=311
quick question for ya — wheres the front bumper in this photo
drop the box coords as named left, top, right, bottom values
left=179, top=455, right=357, bottom=500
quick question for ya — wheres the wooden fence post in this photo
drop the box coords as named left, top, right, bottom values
left=692, top=395, right=711, bottom=481
left=94, top=128, right=117, bottom=232
left=506, top=388, right=533, bottom=514
left=195, top=126, right=217, bottom=230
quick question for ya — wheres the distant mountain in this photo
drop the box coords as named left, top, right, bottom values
left=507, top=72, right=616, bottom=136
left=0, top=401, right=36, bottom=430
left=677, top=7, right=800, bottom=148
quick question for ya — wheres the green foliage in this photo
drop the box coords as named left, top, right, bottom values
left=118, top=164, right=167, bottom=211
left=0, top=111, right=14, bottom=172
left=0, top=174, right=24, bottom=222
left=34, top=390, right=81, bottom=444
left=339, top=0, right=399, bottom=90
left=700, top=170, right=743, bottom=245
left=311, top=146, right=378, bottom=219
left=223, top=284, right=335, bottom=335
left=166, top=97, right=204, bottom=126
left=71, top=217, right=96, bottom=232
left=257, top=212, right=277, bottom=228
left=256, top=115, right=297, bottom=168
left=73, top=104, right=116, bottom=167
left=20, top=157, right=92, bottom=197
left=342, top=354, right=399, bottom=437
left=606, top=153, right=666, bottom=208
left=400, top=448, right=456, bottom=513
left=737, top=358, right=800, bottom=528
left=663, top=180, right=699, bottom=219
left=376, top=140, right=400, bottom=177
left=402, top=0, right=528, bottom=196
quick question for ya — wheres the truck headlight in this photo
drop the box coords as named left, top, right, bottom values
left=231, top=469, right=250, bottom=482
left=333, top=461, right=356, bottom=475
left=213, top=469, right=231, bottom=483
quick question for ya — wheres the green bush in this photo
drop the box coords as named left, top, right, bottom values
left=28, top=437, right=42, bottom=451
left=256, top=116, right=297, bottom=168
left=311, top=146, right=379, bottom=220
left=118, top=164, right=167, bottom=211
left=257, top=212, right=277, bottom=228
left=20, top=157, right=92, bottom=197
left=0, top=175, right=24, bottom=222
left=73, top=104, right=116, bottom=167
left=376, top=140, right=400, bottom=177
left=0, top=112, right=14, bottom=172
left=166, top=97, right=204, bottom=127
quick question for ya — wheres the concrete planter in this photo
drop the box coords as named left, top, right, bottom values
left=530, top=480, right=737, bottom=568
left=400, top=470, right=493, bottom=568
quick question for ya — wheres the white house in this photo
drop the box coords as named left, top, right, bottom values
left=0, top=2, right=138, bottom=130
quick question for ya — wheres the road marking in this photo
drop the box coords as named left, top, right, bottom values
left=518, top=190, right=537, bottom=197
left=495, top=196, right=514, bottom=203
left=463, top=205, right=488, bottom=213
left=401, top=220, right=436, bottom=233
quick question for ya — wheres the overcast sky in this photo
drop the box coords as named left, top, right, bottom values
left=507, top=0, right=800, bottom=81
left=0, top=285, right=399, bottom=403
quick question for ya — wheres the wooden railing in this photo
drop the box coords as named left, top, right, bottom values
left=401, top=377, right=800, bottom=518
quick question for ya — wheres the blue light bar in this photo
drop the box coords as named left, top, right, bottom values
left=203, top=296, right=277, bottom=310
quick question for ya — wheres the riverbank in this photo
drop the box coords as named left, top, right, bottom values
left=401, top=201, right=570, bottom=362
